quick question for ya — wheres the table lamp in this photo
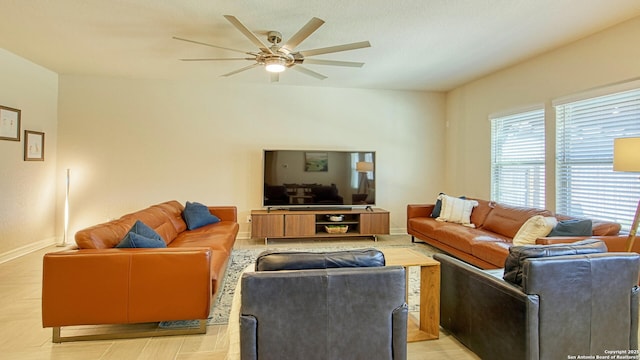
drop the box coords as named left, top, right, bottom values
left=613, top=137, right=640, bottom=252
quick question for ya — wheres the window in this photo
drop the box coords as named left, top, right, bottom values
left=491, top=108, right=546, bottom=208
left=555, top=88, right=640, bottom=232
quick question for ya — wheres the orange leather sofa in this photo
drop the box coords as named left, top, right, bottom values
left=407, top=199, right=626, bottom=269
left=42, top=200, right=239, bottom=342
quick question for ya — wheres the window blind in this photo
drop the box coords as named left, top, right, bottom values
left=555, top=88, right=640, bottom=232
left=491, top=108, right=546, bottom=208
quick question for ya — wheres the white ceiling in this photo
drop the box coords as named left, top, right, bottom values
left=1, top=0, right=639, bottom=91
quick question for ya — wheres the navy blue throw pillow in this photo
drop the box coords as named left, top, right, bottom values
left=183, top=201, right=220, bottom=230
left=116, top=220, right=166, bottom=248
left=548, top=219, right=593, bottom=237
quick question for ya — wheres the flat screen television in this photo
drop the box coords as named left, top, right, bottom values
left=262, top=150, right=376, bottom=209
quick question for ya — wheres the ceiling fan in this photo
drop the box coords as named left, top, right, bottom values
left=173, top=15, right=371, bottom=82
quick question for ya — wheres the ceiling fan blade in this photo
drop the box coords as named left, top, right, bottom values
left=291, top=65, right=327, bottom=80
left=221, top=63, right=261, bottom=77
left=302, top=58, right=364, bottom=67
left=172, top=36, right=253, bottom=55
left=223, top=15, right=274, bottom=54
left=281, top=17, right=325, bottom=53
left=299, top=41, right=371, bottom=57
left=270, top=73, right=280, bottom=83
left=180, top=58, right=254, bottom=61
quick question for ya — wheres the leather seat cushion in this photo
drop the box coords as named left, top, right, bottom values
left=471, top=240, right=512, bottom=268
left=170, top=221, right=239, bottom=251
left=433, top=226, right=507, bottom=254
left=408, top=217, right=449, bottom=235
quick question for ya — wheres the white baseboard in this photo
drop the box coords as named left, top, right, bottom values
left=390, top=227, right=407, bottom=236
left=237, top=231, right=251, bottom=240
left=0, top=237, right=58, bottom=264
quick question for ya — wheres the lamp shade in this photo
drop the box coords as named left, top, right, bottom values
left=356, top=161, right=374, bottom=172
left=614, top=137, right=640, bottom=172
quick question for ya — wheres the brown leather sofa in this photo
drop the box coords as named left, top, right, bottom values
left=42, top=200, right=239, bottom=342
left=407, top=199, right=625, bottom=269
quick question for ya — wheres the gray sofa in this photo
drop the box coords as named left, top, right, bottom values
left=435, top=239, right=640, bottom=360
left=239, top=249, right=408, bottom=360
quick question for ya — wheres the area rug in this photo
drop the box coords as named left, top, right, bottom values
left=159, top=242, right=442, bottom=329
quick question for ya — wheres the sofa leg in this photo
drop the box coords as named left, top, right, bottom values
left=51, top=319, right=207, bottom=343
left=411, top=236, right=415, bottom=243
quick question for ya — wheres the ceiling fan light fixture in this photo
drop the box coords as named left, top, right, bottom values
left=265, top=58, right=286, bottom=73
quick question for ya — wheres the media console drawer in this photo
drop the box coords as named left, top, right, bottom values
left=251, top=208, right=389, bottom=242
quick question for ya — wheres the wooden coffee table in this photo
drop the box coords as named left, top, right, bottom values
left=382, top=248, right=440, bottom=342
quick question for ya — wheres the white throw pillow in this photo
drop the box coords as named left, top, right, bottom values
left=436, top=194, right=479, bottom=228
left=512, top=215, right=558, bottom=246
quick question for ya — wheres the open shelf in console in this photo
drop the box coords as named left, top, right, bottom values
left=316, top=213, right=359, bottom=235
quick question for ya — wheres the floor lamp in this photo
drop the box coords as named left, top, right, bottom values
left=356, top=161, right=373, bottom=194
left=613, top=138, right=640, bottom=252
left=58, top=168, right=70, bottom=247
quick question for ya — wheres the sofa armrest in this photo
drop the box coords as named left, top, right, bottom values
left=42, top=248, right=212, bottom=328
left=435, top=253, right=534, bottom=360
left=536, top=235, right=636, bottom=252
left=208, top=206, right=237, bottom=222
left=407, top=204, right=435, bottom=219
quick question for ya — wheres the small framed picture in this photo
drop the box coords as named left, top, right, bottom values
left=24, top=130, right=45, bottom=161
left=305, top=152, right=328, bottom=172
left=0, top=105, right=21, bottom=141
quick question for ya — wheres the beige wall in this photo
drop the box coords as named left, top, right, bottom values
left=57, top=76, right=445, bottom=239
left=0, top=49, right=58, bottom=259
left=445, top=16, right=640, bottom=210
left=4, top=14, right=639, bottom=257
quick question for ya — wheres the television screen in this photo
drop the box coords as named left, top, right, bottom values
left=263, top=150, right=376, bottom=208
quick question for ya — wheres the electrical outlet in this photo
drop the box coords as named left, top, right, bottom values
left=246, top=215, right=252, bottom=223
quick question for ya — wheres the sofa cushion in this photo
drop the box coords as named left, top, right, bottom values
left=170, top=221, right=239, bottom=252
left=408, top=217, right=451, bottom=237
left=469, top=198, right=494, bottom=228
left=433, top=226, right=502, bottom=254
left=436, top=194, right=478, bottom=228
left=153, top=200, right=188, bottom=234
left=183, top=201, right=221, bottom=230
left=503, top=239, right=607, bottom=286
left=481, top=203, right=552, bottom=238
left=512, top=216, right=557, bottom=246
left=116, top=220, right=166, bottom=248
left=471, top=241, right=512, bottom=268
left=255, top=249, right=385, bottom=271
left=548, top=219, right=592, bottom=237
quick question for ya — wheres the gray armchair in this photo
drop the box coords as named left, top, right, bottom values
left=435, top=240, right=640, bottom=360
left=239, top=249, right=408, bottom=360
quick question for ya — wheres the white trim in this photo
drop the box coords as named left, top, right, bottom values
left=390, top=227, right=406, bottom=236
left=553, top=77, right=640, bottom=106
left=0, top=237, right=58, bottom=264
left=237, top=231, right=252, bottom=240
left=488, top=103, right=544, bottom=120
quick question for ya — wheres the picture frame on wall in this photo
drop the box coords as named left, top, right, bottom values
left=305, top=152, right=328, bottom=172
left=24, top=130, right=44, bottom=161
left=0, top=105, right=21, bottom=141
